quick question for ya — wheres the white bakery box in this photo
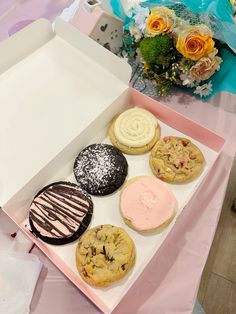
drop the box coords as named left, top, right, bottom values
left=0, top=19, right=225, bottom=314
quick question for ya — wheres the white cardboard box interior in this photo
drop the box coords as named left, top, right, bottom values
left=0, top=19, right=224, bottom=313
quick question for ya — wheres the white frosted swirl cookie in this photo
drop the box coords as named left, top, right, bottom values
left=114, top=108, right=157, bottom=147
left=109, top=108, right=160, bottom=155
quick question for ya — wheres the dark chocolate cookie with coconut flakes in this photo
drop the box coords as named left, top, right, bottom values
left=73, top=144, right=128, bottom=196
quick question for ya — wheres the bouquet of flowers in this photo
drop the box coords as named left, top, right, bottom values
left=111, top=0, right=236, bottom=99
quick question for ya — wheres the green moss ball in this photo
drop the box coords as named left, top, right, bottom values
left=140, top=35, right=173, bottom=65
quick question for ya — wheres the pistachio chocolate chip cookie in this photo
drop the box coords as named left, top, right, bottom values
left=150, top=136, right=205, bottom=183
left=76, top=224, right=135, bottom=287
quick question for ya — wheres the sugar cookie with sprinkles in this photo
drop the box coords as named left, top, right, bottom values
left=109, top=107, right=160, bottom=155
left=29, top=181, right=93, bottom=245
left=150, top=136, right=205, bottom=183
left=73, top=144, right=128, bottom=196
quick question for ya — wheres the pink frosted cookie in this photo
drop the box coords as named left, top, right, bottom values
left=120, top=176, right=176, bottom=232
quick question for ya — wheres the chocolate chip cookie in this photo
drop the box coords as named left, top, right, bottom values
left=76, top=224, right=135, bottom=287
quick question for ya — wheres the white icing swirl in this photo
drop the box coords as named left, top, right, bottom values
left=114, top=108, right=157, bottom=147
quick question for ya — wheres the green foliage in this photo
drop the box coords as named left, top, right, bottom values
left=120, top=31, right=138, bottom=58
left=139, top=35, right=173, bottom=66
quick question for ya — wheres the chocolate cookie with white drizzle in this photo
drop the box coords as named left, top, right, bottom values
left=29, top=181, right=93, bottom=245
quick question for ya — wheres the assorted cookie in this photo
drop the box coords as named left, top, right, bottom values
left=109, top=107, right=160, bottom=155
left=28, top=107, right=206, bottom=288
left=120, top=176, right=176, bottom=232
left=150, top=136, right=205, bottom=183
left=29, top=181, right=93, bottom=245
left=73, top=144, right=128, bottom=196
left=76, top=224, right=135, bottom=287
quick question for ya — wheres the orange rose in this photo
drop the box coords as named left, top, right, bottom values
left=146, top=6, right=176, bottom=35
left=190, top=56, right=222, bottom=81
left=176, top=25, right=215, bottom=61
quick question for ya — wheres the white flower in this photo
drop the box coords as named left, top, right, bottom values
left=194, top=81, right=213, bottom=97
left=126, top=0, right=147, bottom=12
left=208, top=48, right=219, bottom=59
left=136, top=48, right=145, bottom=64
left=180, top=73, right=196, bottom=87
left=129, top=23, right=142, bottom=41
left=172, top=18, right=189, bottom=37
left=128, top=3, right=149, bottom=32
left=121, top=50, right=128, bottom=58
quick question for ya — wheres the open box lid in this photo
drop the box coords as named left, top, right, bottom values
left=0, top=18, right=131, bottom=206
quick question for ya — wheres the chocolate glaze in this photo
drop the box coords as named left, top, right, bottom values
left=29, top=181, right=93, bottom=245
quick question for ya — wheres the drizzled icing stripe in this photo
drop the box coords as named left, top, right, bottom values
left=29, top=182, right=93, bottom=239
left=114, top=108, right=157, bottom=147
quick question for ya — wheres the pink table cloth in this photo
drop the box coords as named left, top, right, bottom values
left=0, top=0, right=74, bottom=41
left=1, top=2, right=236, bottom=313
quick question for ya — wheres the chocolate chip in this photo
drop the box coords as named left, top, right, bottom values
left=102, top=246, right=114, bottom=262
left=107, top=255, right=114, bottom=262
left=121, top=264, right=126, bottom=271
left=102, top=245, right=106, bottom=255
left=91, top=246, right=96, bottom=256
